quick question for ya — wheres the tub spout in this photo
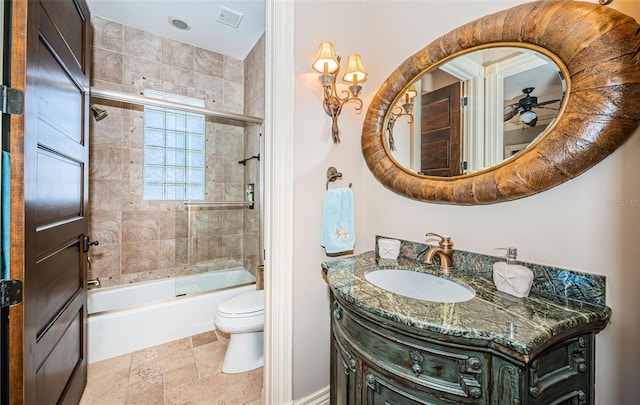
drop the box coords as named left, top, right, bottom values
left=88, top=278, right=101, bottom=288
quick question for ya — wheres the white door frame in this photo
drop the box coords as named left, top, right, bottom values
left=264, top=0, right=294, bottom=403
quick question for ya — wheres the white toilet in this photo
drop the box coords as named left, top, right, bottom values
left=214, top=289, right=265, bottom=373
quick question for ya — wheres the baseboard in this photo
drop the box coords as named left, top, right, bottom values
left=293, top=386, right=329, bottom=405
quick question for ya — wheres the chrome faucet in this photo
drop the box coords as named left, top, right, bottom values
left=424, top=233, right=454, bottom=275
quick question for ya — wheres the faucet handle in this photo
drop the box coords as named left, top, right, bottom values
left=425, top=232, right=454, bottom=251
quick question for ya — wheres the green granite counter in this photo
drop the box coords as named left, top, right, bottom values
left=322, top=251, right=611, bottom=363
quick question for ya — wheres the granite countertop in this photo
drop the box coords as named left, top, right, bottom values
left=322, top=251, right=611, bottom=362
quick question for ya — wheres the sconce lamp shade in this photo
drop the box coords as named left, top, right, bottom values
left=312, top=42, right=339, bottom=74
left=342, top=54, right=367, bottom=85
left=405, top=86, right=417, bottom=100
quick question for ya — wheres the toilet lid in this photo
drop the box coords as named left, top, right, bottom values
left=218, top=290, right=264, bottom=315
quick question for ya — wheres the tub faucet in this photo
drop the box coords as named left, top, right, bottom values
left=88, top=278, right=101, bottom=288
left=424, top=233, right=454, bottom=275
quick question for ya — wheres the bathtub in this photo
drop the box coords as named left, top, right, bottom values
left=87, top=268, right=256, bottom=363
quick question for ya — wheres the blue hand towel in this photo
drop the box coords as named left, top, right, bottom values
left=321, top=188, right=355, bottom=255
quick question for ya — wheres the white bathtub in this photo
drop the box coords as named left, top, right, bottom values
left=87, top=268, right=256, bottom=363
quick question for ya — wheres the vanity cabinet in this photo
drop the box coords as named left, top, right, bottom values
left=330, top=293, right=596, bottom=405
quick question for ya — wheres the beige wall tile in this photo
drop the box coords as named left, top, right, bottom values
left=194, top=72, right=223, bottom=100
left=162, top=38, right=194, bottom=70
left=223, top=55, right=244, bottom=83
left=122, top=212, right=160, bottom=242
left=114, top=268, right=172, bottom=285
left=123, top=26, right=162, bottom=62
left=162, top=64, right=194, bottom=93
left=90, top=147, right=129, bottom=181
left=92, top=17, right=123, bottom=53
left=92, top=47, right=123, bottom=84
left=91, top=17, right=260, bottom=289
left=222, top=234, right=243, bottom=258
left=90, top=114, right=126, bottom=147
left=223, top=80, right=244, bottom=114
left=87, top=243, right=122, bottom=282
left=194, top=47, right=223, bottom=77
left=159, top=239, right=176, bottom=269
left=89, top=211, right=122, bottom=244
left=89, top=180, right=126, bottom=212
left=121, top=241, right=161, bottom=273
left=122, top=55, right=164, bottom=89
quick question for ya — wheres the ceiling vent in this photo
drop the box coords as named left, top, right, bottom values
left=216, top=6, right=243, bottom=28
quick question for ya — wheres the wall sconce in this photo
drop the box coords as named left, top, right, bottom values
left=312, top=41, right=367, bottom=144
left=386, top=86, right=417, bottom=151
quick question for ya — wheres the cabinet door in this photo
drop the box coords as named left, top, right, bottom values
left=331, top=328, right=360, bottom=405
left=527, top=334, right=593, bottom=405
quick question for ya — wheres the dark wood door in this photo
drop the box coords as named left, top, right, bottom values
left=9, top=0, right=91, bottom=403
left=420, top=82, right=462, bottom=177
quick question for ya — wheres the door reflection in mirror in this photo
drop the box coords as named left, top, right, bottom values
left=386, top=47, right=565, bottom=177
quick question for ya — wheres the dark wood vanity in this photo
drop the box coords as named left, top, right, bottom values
left=324, top=252, right=610, bottom=405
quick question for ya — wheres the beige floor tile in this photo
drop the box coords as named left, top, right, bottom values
left=129, top=346, right=164, bottom=383
left=193, top=340, right=228, bottom=378
left=125, top=374, right=164, bottom=405
left=192, top=331, right=218, bottom=347
left=80, top=369, right=129, bottom=405
left=164, top=370, right=261, bottom=405
left=81, top=334, right=262, bottom=404
left=164, top=363, right=199, bottom=390
left=87, top=353, right=132, bottom=381
left=159, top=343, right=196, bottom=373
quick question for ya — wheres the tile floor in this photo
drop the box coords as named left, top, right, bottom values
left=79, top=330, right=263, bottom=405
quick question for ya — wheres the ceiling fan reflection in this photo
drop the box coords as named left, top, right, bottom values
left=503, top=87, right=561, bottom=127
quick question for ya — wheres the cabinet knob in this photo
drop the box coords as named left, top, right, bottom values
left=469, top=357, right=482, bottom=371
left=469, top=387, right=482, bottom=399
left=409, top=350, right=424, bottom=376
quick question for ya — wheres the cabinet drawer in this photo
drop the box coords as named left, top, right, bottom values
left=334, top=304, right=488, bottom=403
left=528, top=334, right=592, bottom=404
left=364, top=366, right=455, bottom=405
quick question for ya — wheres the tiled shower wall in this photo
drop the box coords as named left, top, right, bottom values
left=88, top=16, right=264, bottom=287
left=242, top=34, right=265, bottom=273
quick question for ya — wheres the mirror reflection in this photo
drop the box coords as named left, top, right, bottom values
left=386, top=47, right=565, bottom=177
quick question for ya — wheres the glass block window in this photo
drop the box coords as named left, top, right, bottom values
left=143, top=90, right=206, bottom=201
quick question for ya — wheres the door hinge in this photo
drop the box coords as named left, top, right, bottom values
left=1, top=85, right=25, bottom=115
left=0, top=279, right=23, bottom=308
left=461, top=96, right=468, bottom=107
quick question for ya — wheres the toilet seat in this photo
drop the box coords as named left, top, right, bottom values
left=217, top=290, right=264, bottom=318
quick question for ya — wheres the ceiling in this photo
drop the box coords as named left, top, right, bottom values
left=85, top=0, right=265, bottom=60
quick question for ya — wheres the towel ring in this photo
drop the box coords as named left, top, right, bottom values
left=326, top=166, right=352, bottom=190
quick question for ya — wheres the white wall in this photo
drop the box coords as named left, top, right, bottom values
left=292, top=1, right=640, bottom=403
left=292, top=1, right=369, bottom=398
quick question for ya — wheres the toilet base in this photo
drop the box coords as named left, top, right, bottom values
left=221, top=330, right=264, bottom=374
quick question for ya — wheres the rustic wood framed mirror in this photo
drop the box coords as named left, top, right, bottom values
left=362, top=0, right=640, bottom=205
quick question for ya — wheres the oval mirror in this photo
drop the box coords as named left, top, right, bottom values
left=386, top=46, right=566, bottom=177
left=362, top=1, right=640, bottom=205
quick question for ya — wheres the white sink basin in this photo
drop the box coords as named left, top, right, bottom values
left=365, top=269, right=475, bottom=303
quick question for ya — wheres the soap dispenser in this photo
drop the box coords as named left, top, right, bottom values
left=492, top=247, right=533, bottom=298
